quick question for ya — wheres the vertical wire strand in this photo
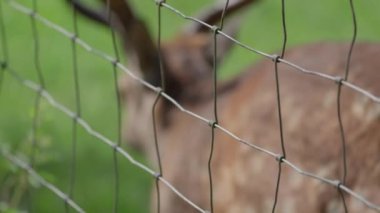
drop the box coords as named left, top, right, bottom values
left=30, top=0, right=45, bottom=172
left=0, top=0, right=8, bottom=96
left=0, top=0, right=7, bottom=61
left=0, top=1, right=29, bottom=210
left=271, top=60, right=285, bottom=213
left=30, top=1, right=45, bottom=88
left=279, top=0, right=287, bottom=58
left=105, top=1, right=122, bottom=212
left=344, top=0, right=357, bottom=81
left=212, top=33, right=219, bottom=123
left=0, top=58, right=4, bottom=96
left=152, top=92, right=163, bottom=213
left=208, top=2, right=231, bottom=211
left=208, top=121, right=216, bottom=213
left=0, top=21, right=16, bottom=208
left=338, top=181, right=349, bottom=213
left=28, top=0, right=45, bottom=211
left=272, top=0, right=287, bottom=212
left=153, top=2, right=166, bottom=212
left=208, top=28, right=219, bottom=213
left=336, top=0, right=357, bottom=211
left=66, top=4, right=81, bottom=213
left=219, top=0, right=230, bottom=30
left=154, top=176, right=161, bottom=213
left=30, top=92, right=42, bottom=167
left=271, top=156, right=283, bottom=213
left=274, top=61, right=286, bottom=158
left=112, top=68, right=122, bottom=213
left=336, top=82, right=349, bottom=213
left=157, top=3, right=166, bottom=91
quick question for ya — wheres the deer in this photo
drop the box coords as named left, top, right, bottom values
left=68, top=0, right=380, bottom=212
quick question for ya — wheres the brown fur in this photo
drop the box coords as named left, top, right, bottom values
left=70, top=0, right=380, bottom=212
left=141, top=42, right=380, bottom=213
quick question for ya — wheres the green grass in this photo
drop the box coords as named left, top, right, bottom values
left=0, top=0, right=379, bottom=212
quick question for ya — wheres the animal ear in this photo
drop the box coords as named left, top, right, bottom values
left=68, top=0, right=161, bottom=87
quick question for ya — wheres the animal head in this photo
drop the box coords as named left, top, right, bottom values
left=68, top=0, right=256, bottom=152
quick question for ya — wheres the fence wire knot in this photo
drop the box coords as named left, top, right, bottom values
left=211, top=25, right=220, bottom=34
left=276, top=154, right=285, bottom=163
left=111, top=58, right=119, bottom=67
left=36, top=85, right=44, bottom=94
left=155, top=0, right=165, bottom=6
left=332, top=179, right=343, bottom=188
left=154, top=172, right=162, bottom=179
left=335, top=76, right=345, bottom=85
left=271, top=54, right=281, bottom=63
left=71, top=33, right=78, bottom=42
left=29, top=11, right=36, bottom=18
left=63, top=194, right=70, bottom=204
left=208, top=120, right=218, bottom=128
left=3, top=1, right=380, bottom=212
left=154, top=87, right=164, bottom=95
left=112, top=143, right=119, bottom=151
left=25, top=163, right=32, bottom=170
left=72, top=113, right=80, bottom=122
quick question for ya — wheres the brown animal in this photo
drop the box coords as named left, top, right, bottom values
left=68, top=0, right=380, bottom=212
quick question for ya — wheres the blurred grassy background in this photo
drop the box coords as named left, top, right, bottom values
left=0, top=0, right=379, bottom=212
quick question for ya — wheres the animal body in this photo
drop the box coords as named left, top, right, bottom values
left=68, top=0, right=380, bottom=212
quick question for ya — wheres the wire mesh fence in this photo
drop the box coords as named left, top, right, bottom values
left=0, top=0, right=379, bottom=212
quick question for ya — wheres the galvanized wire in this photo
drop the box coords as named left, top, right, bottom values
left=66, top=3, right=81, bottom=213
left=336, top=0, right=358, bottom=211
left=271, top=0, right=287, bottom=211
left=159, top=1, right=380, bottom=104
left=28, top=0, right=45, bottom=211
left=208, top=26, right=218, bottom=213
left=0, top=148, right=85, bottom=213
left=105, top=0, right=122, bottom=212
left=152, top=91, right=163, bottom=213
left=0, top=0, right=7, bottom=96
left=29, top=0, right=44, bottom=168
left=2, top=0, right=380, bottom=212
left=271, top=56, right=286, bottom=213
left=207, top=1, right=231, bottom=211
left=153, top=1, right=166, bottom=212
left=2, top=64, right=207, bottom=213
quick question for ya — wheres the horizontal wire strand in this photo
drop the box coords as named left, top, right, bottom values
left=3, top=65, right=207, bottom=213
left=159, top=1, right=380, bottom=104
left=2, top=0, right=380, bottom=212
left=4, top=51, right=380, bottom=213
left=0, top=148, right=85, bottom=213
left=6, top=0, right=380, bottom=104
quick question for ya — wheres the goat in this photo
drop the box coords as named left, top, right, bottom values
left=68, top=0, right=380, bottom=212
